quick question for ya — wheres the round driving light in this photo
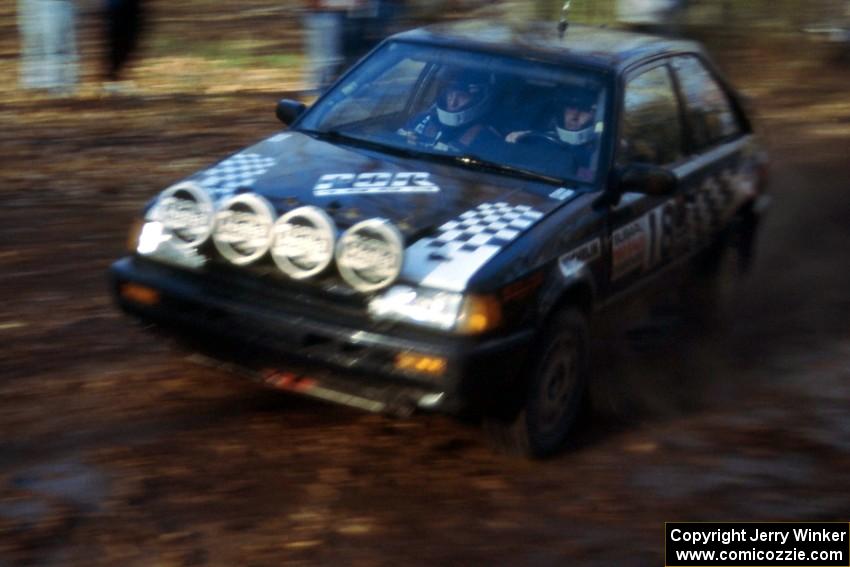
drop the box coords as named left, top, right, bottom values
left=212, top=193, right=276, bottom=265
left=271, top=206, right=337, bottom=279
left=152, top=182, right=214, bottom=248
left=335, top=218, right=404, bottom=292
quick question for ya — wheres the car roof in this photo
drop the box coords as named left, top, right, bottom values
left=391, top=20, right=704, bottom=73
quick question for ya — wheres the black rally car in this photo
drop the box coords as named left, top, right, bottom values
left=111, top=21, right=769, bottom=456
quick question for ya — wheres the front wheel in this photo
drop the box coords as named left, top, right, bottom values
left=483, top=308, right=589, bottom=458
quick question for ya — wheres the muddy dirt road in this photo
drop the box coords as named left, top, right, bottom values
left=1, top=24, right=849, bottom=567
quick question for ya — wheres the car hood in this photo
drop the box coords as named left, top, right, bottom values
left=185, top=131, right=572, bottom=238
left=181, top=130, right=581, bottom=292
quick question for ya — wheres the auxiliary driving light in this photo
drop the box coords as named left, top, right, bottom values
left=271, top=206, right=337, bottom=279
left=335, top=218, right=404, bottom=292
left=149, top=182, right=215, bottom=248
left=213, top=193, right=277, bottom=265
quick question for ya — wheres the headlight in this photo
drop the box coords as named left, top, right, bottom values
left=271, top=206, right=337, bottom=279
left=369, top=285, right=502, bottom=334
left=148, top=182, right=215, bottom=248
left=212, top=193, right=276, bottom=265
left=336, top=218, right=403, bottom=292
left=369, top=285, right=463, bottom=331
left=136, top=221, right=166, bottom=254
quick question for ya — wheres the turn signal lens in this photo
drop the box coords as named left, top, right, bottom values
left=395, top=352, right=447, bottom=376
left=120, top=283, right=160, bottom=306
left=456, top=294, right=502, bottom=335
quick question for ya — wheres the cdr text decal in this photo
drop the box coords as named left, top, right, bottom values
left=313, top=171, right=440, bottom=196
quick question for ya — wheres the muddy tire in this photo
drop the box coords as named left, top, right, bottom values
left=483, top=308, right=589, bottom=458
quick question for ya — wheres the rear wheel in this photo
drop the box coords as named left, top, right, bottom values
left=484, top=308, right=589, bottom=458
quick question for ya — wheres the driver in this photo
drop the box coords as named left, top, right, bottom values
left=506, top=88, right=601, bottom=181
left=400, top=70, right=502, bottom=154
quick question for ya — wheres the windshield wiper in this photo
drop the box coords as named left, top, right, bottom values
left=441, top=153, right=564, bottom=185
left=299, top=128, right=369, bottom=146
left=298, top=129, right=421, bottom=158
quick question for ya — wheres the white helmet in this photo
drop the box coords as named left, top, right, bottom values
left=556, top=124, right=597, bottom=145
left=436, top=72, right=492, bottom=128
left=554, top=88, right=599, bottom=146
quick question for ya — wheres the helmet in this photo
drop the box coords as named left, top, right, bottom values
left=436, top=71, right=493, bottom=128
left=554, top=88, right=599, bottom=146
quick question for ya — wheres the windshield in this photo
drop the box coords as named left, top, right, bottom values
left=297, top=41, right=610, bottom=184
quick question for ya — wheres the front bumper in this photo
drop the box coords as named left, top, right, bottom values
left=109, top=256, right=534, bottom=415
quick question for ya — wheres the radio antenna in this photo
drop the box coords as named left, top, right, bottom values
left=558, top=1, right=572, bottom=39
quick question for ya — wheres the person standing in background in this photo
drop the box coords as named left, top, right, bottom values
left=18, top=0, right=79, bottom=95
left=103, top=0, right=145, bottom=92
left=303, top=0, right=360, bottom=92
left=343, top=0, right=406, bottom=69
left=616, top=0, right=686, bottom=36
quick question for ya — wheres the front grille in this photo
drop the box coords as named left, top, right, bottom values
left=210, top=256, right=365, bottom=303
left=136, top=252, right=381, bottom=335
left=158, top=291, right=398, bottom=373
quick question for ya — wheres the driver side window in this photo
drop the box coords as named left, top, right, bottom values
left=320, top=58, right=427, bottom=128
left=618, top=65, right=684, bottom=166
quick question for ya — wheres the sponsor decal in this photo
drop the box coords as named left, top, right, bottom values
left=612, top=216, right=650, bottom=280
left=561, top=238, right=601, bottom=264
left=615, top=166, right=752, bottom=276
left=402, top=202, right=544, bottom=292
left=313, top=171, right=440, bottom=196
left=559, top=238, right=601, bottom=279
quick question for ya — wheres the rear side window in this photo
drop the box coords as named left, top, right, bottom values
left=619, top=65, right=684, bottom=166
left=671, top=56, right=742, bottom=151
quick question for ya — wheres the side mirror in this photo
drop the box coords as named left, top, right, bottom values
left=276, top=99, right=306, bottom=125
left=615, top=163, right=677, bottom=196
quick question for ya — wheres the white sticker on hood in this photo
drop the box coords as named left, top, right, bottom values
left=401, top=202, right=544, bottom=292
left=549, top=187, right=575, bottom=201
left=313, top=171, right=440, bottom=196
left=199, top=152, right=277, bottom=200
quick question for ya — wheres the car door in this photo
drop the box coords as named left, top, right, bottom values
left=607, top=60, right=689, bottom=296
left=667, top=54, right=755, bottom=251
